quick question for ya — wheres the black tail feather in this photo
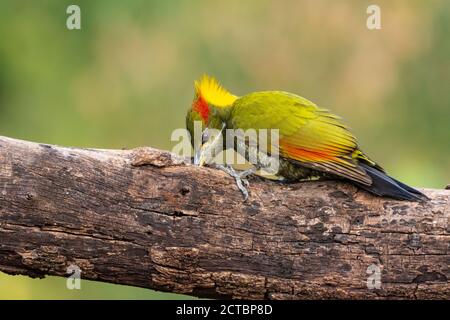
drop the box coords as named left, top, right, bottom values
left=357, top=163, right=428, bottom=201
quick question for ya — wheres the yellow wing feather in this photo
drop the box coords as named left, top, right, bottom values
left=230, top=91, right=374, bottom=185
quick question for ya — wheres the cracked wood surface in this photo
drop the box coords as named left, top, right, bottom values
left=0, top=135, right=449, bottom=299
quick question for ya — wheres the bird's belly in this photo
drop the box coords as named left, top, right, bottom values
left=277, top=158, right=325, bottom=182
left=231, top=138, right=325, bottom=181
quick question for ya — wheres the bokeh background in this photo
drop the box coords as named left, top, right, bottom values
left=0, top=0, right=448, bottom=299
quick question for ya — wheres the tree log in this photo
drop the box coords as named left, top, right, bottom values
left=0, top=135, right=449, bottom=299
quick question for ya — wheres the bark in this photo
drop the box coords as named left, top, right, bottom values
left=0, top=135, right=449, bottom=299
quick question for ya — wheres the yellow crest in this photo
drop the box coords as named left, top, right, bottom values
left=195, top=74, right=237, bottom=107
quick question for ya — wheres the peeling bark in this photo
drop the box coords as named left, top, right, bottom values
left=0, top=135, right=449, bottom=299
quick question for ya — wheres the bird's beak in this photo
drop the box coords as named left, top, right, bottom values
left=194, top=141, right=209, bottom=167
left=194, top=146, right=202, bottom=166
left=194, top=131, right=215, bottom=167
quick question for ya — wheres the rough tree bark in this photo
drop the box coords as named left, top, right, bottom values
left=0, top=135, right=449, bottom=299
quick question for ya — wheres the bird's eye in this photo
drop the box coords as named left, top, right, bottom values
left=201, top=128, right=210, bottom=144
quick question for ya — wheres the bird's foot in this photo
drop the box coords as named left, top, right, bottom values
left=215, top=164, right=256, bottom=201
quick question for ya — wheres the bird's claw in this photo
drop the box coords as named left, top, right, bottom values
left=216, top=164, right=255, bottom=201
left=236, top=178, right=249, bottom=201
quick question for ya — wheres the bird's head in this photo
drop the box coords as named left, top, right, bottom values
left=186, top=75, right=237, bottom=165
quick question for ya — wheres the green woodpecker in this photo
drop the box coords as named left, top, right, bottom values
left=186, top=75, right=427, bottom=201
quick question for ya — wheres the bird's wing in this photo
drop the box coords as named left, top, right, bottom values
left=230, top=91, right=373, bottom=185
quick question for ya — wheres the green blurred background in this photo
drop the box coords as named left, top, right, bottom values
left=0, top=0, right=448, bottom=299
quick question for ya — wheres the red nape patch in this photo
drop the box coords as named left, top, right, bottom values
left=193, top=95, right=210, bottom=122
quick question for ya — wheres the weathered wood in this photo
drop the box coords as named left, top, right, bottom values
left=0, top=135, right=449, bottom=299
